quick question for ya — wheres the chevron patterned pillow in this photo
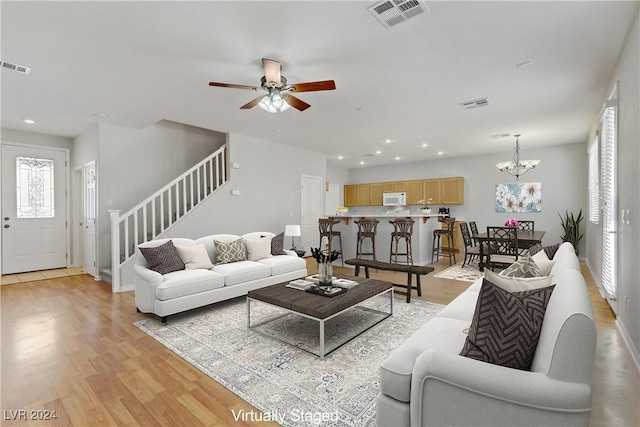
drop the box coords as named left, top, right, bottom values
left=139, top=240, right=186, bottom=275
left=214, top=238, right=247, bottom=264
left=460, top=279, right=555, bottom=370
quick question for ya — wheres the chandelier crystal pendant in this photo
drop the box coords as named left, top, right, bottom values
left=496, top=134, right=540, bottom=180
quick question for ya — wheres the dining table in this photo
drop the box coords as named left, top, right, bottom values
left=473, top=230, right=545, bottom=271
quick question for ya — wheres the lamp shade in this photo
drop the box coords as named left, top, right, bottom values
left=285, top=224, right=301, bottom=237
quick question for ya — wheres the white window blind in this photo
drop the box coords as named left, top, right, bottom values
left=600, top=95, right=617, bottom=299
left=588, top=136, right=599, bottom=223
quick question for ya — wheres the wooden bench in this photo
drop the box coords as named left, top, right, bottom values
left=344, top=258, right=435, bottom=303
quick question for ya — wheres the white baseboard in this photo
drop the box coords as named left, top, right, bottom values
left=615, top=319, right=640, bottom=374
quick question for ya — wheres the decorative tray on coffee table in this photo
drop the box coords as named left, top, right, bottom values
left=305, top=285, right=347, bottom=298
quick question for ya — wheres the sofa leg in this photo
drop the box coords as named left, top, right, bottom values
left=136, top=307, right=141, bottom=313
left=161, top=316, right=167, bottom=325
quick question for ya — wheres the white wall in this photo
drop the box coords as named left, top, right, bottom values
left=161, top=132, right=326, bottom=238
left=95, top=120, right=225, bottom=274
left=328, top=142, right=587, bottom=251
left=586, top=9, right=640, bottom=367
left=1, top=128, right=73, bottom=150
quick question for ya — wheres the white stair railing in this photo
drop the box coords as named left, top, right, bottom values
left=109, top=145, right=227, bottom=292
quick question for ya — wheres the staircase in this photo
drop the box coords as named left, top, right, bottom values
left=109, top=145, right=227, bottom=292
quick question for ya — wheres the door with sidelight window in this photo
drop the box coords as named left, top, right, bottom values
left=1, top=144, right=68, bottom=275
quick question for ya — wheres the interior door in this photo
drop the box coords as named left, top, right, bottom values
left=83, top=162, right=97, bottom=277
left=1, top=144, right=68, bottom=274
left=301, top=175, right=322, bottom=253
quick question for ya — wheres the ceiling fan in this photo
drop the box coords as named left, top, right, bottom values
left=208, top=58, right=336, bottom=112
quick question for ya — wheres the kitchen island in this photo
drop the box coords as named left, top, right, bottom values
left=324, top=214, right=445, bottom=266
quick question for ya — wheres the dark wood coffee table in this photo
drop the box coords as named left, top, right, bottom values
left=247, top=276, right=393, bottom=358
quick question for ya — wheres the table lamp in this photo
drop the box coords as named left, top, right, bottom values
left=285, top=224, right=301, bottom=251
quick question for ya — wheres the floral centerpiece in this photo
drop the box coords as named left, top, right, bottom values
left=418, top=198, right=433, bottom=214
left=505, top=218, right=519, bottom=227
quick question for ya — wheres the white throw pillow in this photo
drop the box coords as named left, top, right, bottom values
left=485, top=270, right=553, bottom=293
left=532, top=250, right=555, bottom=276
left=176, top=243, right=214, bottom=270
left=245, top=236, right=273, bottom=261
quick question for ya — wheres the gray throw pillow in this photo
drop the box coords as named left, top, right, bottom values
left=214, top=238, right=246, bottom=264
left=460, top=279, right=555, bottom=370
left=500, top=254, right=542, bottom=278
left=270, top=232, right=286, bottom=255
left=139, top=240, right=185, bottom=275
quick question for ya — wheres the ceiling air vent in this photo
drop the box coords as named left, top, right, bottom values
left=460, top=97, right=489, bottom=110
left=1, top=61, right=31, bottom=75
left=368, top=0, right=429, bottom=29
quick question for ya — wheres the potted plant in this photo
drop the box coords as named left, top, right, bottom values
left=418, top=198, right=433, bottom=214
left=559, top=209, right=584, bottom=255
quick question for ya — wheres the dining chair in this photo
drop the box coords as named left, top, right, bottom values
left=459, top=222, right=480, bottom=267
left=516, top=220, right=535, bottom=254
left=468, top=221, right=479, bottom=246
left=485, top=226, right=519, bottom=271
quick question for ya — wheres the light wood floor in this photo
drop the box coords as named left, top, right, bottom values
left=1, top=259, right=638, bottom=426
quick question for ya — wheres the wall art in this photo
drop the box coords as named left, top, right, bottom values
left=495, top=182, right=541, bottom=213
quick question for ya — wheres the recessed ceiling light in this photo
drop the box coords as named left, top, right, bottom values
left=375, top=150, right=382, bottom=155
left=93, top=112, right=109, bottom=118
left=421, top=143, right=428, bottom=148
left=394, top=156, right=401, bottom=161
left=338, top=155, right=344, bottom=160
left=359, top=161, right=365, bottom=165
left=23, top=119, right=35, bottom=124
left=357, top=106, right=366, bottom=111
left=436, top=151, right=444, bottom=156
left=384, top=139, right=392, bottom=144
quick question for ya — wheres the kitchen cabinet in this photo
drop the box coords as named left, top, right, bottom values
left=356, top=184, right=370, bottom=205
left=344, top=185, right=357, bottom=206
left=370, top=183, right=384, bottom=206
left=441, top=177, right=464, bottom=205
left=406, top=180, right=424, bottom=205
left=422, top=179, right=442, bottom=204
left=383, top=181, right=406, bottom=193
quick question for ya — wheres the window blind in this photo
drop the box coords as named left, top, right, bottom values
left=588, top=137, right=599, bottom=223
left=600, top=101, right=616, bottom=299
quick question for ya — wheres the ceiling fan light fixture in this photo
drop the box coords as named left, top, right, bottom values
left=258, top=90, right=290, bottom=113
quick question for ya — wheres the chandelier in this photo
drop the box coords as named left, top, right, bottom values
left=496, top=134, right=540, bottom=180
left=258, top=88, right=290, bottom=113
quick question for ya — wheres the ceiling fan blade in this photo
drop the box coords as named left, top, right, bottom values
left=262, top=58, right=282, bottom=88
left=240, top=95, right=263, bottom=109
left=289, top=80, right=336, bottom=93
left=282, top=94, right=310, bottom=111
left=209, top=82, right=260, bottom=91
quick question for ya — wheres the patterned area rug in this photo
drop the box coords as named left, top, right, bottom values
left=434, top=261, right=485, bottom=282
left=135, top=294, right=444, bottom=426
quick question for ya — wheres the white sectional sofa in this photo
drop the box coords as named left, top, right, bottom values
left=376, top=242, right=597, bottom=427
left=134, top=232, right=307, bottom=323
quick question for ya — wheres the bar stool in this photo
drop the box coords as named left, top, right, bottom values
left=431, top=217, right=457, bottom=265
left=354, top=218, right=379, bottom=260
left=318, top=218, right=344, bottom=266
left=389, top=218, right=414, bottom=265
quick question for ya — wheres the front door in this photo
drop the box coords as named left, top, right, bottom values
left=1, top=144, right=68, bottom=274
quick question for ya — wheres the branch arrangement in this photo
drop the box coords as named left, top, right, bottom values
left=311, top=247, right=341, bottom=264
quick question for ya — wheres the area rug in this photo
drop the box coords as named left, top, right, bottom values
left=434, top=261, right=484, bottom=282
left=135, top=294, right=444, bottom=426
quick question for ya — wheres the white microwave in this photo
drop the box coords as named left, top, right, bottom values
left=383, top=192, right=407, bottom=206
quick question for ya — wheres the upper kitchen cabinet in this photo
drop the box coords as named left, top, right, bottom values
left=441, top=177, right=464, bottom=204
left=406, top=180, right=424, bottom=205
left=383, top=181, right=406, bottom=193
left=370, top=183, right=384, bottom=206
left=356, top=184, right=371, bottom=205
left=422, top=179, right=442, bottom=204
left=344, top=184, right=357, bottom=206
